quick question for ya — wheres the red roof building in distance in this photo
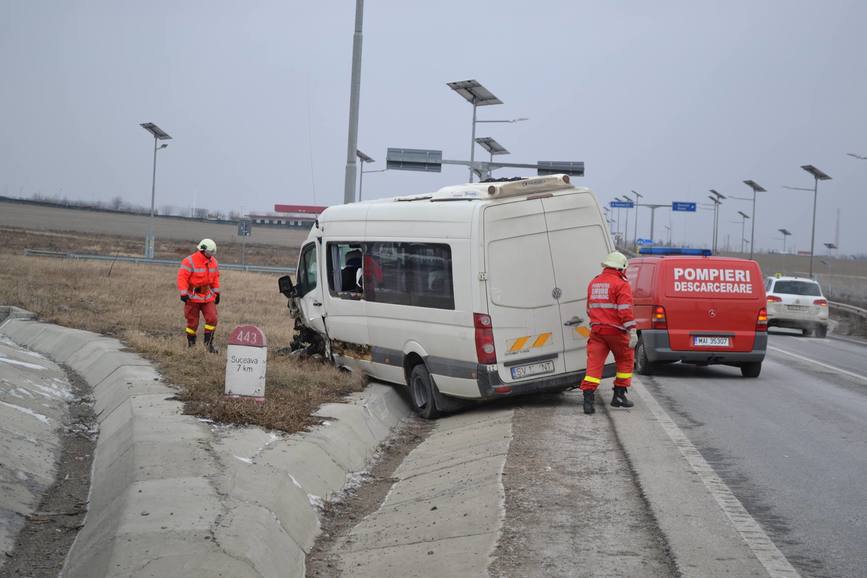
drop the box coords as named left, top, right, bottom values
left=273, top=204, right=328, bottom=214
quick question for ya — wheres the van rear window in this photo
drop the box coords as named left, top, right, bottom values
left=772, top=281, right=821, bottom=296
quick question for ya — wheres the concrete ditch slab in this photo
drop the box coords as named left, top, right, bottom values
left=0, top=312, right=413, bottom=577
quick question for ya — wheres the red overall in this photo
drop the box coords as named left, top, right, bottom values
left=177, top=251, right=220, bottom=338
left=579, top=267, right=636, bottom=392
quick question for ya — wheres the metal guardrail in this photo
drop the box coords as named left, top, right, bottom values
left=24, top=250, right=295, bottom=274
left=830, top=301, right=867, bottom=319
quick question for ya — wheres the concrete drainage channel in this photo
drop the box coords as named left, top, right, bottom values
left=0, top=306, right=426, bottom=577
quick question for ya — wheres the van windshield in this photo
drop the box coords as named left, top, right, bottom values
left=772, top=281, right=821, bottom=296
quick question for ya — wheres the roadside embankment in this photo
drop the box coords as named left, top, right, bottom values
left=0, top=307, right=411, bottom=578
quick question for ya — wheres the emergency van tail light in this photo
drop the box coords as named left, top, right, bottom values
left=813, top=299, right=828, bottom=307
left=651, top=306, right=668, bottom=330
left=756, top=307, right=768, bottom=332
left=767, top=295, right=782, bottom=303
left=474, top=313, right=498, bottom=364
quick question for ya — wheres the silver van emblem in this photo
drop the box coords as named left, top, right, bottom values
left=552, top=287, right=562, bottom=299
left=708, top=308, right=717, bottom=318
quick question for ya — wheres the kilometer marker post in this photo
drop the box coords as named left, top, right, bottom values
left=225, top=325, right=267, bottom=402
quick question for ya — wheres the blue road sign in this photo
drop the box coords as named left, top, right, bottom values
left=610, top=201, right=634, bottom=208
left=672, top=202, right=697, bottom=212
left=636, top=238, right=652, bottom=245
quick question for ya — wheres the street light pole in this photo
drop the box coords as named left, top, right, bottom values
left=742, top=180, right=766, bottom=260
left=631, top=190, right=643, bottom=246
left=356, top=149, right=374, bottom=202
left=343, top=0, right=364, bottom=205
left=778, top=228, right=791, bottom=253
left=708, top=189, right=725, bottom=254
left=801, top=164, right=832, bottom=278
left=139, top=123, right=171, bottom=259
left=447, top=80, right=504, bottom=183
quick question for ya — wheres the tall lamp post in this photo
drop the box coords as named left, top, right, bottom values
left=630, top=190, right=643, bottom=246
left=474, top=137, right=510, bottom=180
left=708, top=189, right=725, bottom=253
left=447, top=80, right=504, bottom=183
left=801, top=165, right=832, bottom=278
left=139, top=122, right=171, bottom=259
left=778, top=228, right=791, bottom=253
left=343, top=0, right=365, bottom=204
left=640, top=203, right=669, bottom=246
left=742, top=180, right=766, bottom=259
left=618, top=196, right=633, bottom=246
left=736, top=211, right=750, bottom=254
left=356, top=149, right=374, bottom=201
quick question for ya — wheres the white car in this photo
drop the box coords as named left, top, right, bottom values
left=764, top=276, right=829, bottom=337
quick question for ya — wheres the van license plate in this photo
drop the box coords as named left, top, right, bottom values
left=511, top=360, right=555, bottom=379
left=693, top=336, right=730, bottom=347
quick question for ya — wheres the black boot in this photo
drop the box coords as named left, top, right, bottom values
left=203, top=332, right=218, bottom=354
left=611, top=386, right=634, bottom=408
left=187, top=333, right=197, bottom=348
left=583, top=390, right=596, bottom=414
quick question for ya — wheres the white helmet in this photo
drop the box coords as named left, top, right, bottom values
left=198, top=238, right=217, bottom=254
left=601, top=251, right=628, bottom=270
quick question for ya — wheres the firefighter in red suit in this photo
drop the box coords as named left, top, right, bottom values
left=177, top=238, right=221, bottom=353
left=579, top=251, right=637, bottom=414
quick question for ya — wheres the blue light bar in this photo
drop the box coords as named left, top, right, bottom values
left=638, top=247, right=712, bottom=256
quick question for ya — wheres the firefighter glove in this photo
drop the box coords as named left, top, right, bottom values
left=628, top=329, right=638, bottom=349
left=180, top=295, right=189, bottom=303
left=215, top=294, right=221, bottom=305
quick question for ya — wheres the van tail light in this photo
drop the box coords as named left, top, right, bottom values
left=474, top=313, right=497, bottom=364
left=756, top=307, right=768, bottom=332
left=813, top=298, right=828, bottom=307
left=767, top=295, right=782, bottom=303
left=651, top=305, right=668, bottom=330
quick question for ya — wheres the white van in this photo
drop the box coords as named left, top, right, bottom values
left=278, top=175, right=616, bottom=418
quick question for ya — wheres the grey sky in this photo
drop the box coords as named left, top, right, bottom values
left=2, top=1, right=866, bottom=253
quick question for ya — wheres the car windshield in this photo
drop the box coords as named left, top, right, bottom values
left=773, top=281, right=822, bottom=296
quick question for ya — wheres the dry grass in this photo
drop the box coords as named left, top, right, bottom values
left=0, top=229, right=361, bottom=433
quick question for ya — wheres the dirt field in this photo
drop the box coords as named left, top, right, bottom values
left=0, top=226, right=359, bottom=433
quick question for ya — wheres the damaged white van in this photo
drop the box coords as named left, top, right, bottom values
left=278, top=175, right=616, bottom=418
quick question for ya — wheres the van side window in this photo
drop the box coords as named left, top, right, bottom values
left=296, top=243, right=318, bottom=297
left=363, top=242, right=455, bottom=310
left=634, top=264, right=655, bottom=299
left=326, top=242, right=364, bottom=299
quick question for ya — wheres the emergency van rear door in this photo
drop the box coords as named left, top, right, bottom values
left=540, top=193, right=612, bottom=373
left=662, top=259, right=764, bottom=351
left=483, top=200, right=566, bottom=382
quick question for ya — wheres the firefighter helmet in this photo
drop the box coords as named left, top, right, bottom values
left=198, top=238, right=217, bottom=254
left=601, top=251, right=628, bottom=270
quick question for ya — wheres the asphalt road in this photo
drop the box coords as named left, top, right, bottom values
left=639, top=329, right=867, bottom=578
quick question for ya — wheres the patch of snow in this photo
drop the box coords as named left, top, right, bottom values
left=288, top=474, right=304, bottom=489
left=0, top=400, right=51, bottom=424
left=234, top=456, right=253, bottom=464
left=0, top=356, right=47, bottom=370
left=307, top=494, right=324, bottom=509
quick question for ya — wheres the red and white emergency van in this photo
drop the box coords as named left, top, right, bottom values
left=624, top=249, right=768, bottom=377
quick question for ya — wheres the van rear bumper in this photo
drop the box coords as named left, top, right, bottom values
left=475, top=363, right=617, bottom=398
left=641, top=330, right=767, bottom=364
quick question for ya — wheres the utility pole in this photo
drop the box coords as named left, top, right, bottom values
left=343, top=0, right=364, bottom=204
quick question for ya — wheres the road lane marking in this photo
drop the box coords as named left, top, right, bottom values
left=768, top=345, right=867, bottom=384
left=634, top=380, right=800, bottom=578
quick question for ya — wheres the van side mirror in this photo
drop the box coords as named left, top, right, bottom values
left=278, top=275, right=296, bottom=297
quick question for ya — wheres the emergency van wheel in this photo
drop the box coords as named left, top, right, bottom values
left=409, top=364, right=440, bottom=420
left=815, top=325, right=827, bottom=338
left=740, top=362, right=762, bottom=378
left=634, top=338, right=654, bottom=376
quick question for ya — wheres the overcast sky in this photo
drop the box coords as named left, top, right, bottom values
left=2, top=1, right=866, bottom=253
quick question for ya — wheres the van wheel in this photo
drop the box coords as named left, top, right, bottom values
left=409, top=364, right=440, bottom=420
left=802, top=327, right=812, bottom=337
left=634, top=338, right=654, bottom=376
left=815, top=325, right=827, bottom=338
left=741, top=362, right=762, bottom=378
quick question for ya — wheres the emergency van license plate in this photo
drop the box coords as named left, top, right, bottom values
left=511, top=360, right=555, bottom=379
left=693, top=336, right=731, bottom=347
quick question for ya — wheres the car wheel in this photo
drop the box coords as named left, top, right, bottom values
left=802, top=327, right=812, bottom=337
left=634, top=337, right=654, bottom=376
left=409, top=364, right=440, bottom=420
left=815, top=325, right=827, bottom=338
left=741, top=362, right=762, bottom=378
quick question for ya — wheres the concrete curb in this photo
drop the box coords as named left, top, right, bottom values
left=0, top=312, right=412, bottom=578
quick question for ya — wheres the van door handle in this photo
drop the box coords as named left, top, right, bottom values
left=564, top=316, right=583, bottom=326
left=313, top=301, right=322, bottom=307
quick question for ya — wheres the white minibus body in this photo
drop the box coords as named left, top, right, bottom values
left=278, top=175, right=617, bottom=417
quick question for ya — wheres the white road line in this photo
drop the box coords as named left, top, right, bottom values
left=768, top=345, right=867, bottom=384
left=634, top=382, right=800, bottom=578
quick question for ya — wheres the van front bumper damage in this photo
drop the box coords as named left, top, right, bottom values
left=475, top=362, right=617, bottom=399
left=641, top=330, right=767, bottom=364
